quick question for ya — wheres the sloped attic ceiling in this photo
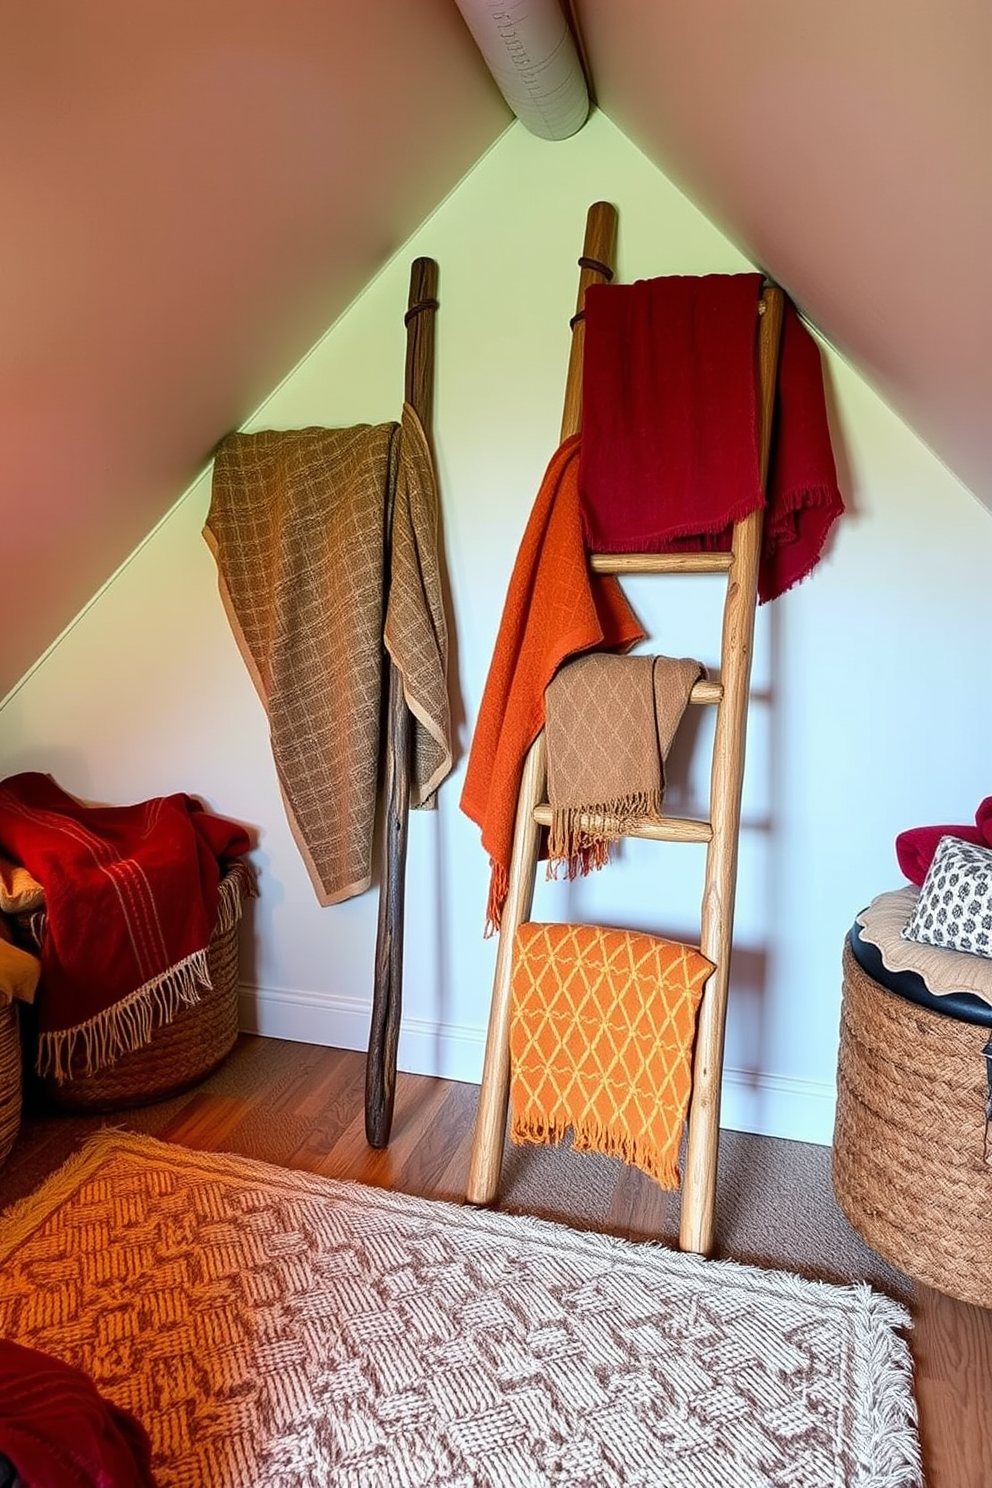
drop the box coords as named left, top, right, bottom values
left=0, top=0, right=988, bottom=700
left=572, top=0, right=992, bottom=511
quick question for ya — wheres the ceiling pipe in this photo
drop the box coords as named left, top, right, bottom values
left=452, top=0, right=590, bottom=141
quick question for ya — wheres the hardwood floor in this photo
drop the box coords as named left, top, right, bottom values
left=3, top=1033, right=991, bottom=1487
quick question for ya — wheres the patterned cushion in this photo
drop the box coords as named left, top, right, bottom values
left=902, top=834, right=992, bottom=958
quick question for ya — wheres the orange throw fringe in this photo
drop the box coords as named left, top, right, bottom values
left=509, top=922, right=714, bottom=1188
left=459, top=436, right=645, bottom=934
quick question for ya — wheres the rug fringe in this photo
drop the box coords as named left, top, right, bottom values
left=0, top=1127, right=135, bottom=1260
left=852, top=1289, right=923, bottom=1487
left=37, top=947, right=213, bottom=1082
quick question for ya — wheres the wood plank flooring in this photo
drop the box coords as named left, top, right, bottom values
left=2, top=1034, right=990, bottom=1487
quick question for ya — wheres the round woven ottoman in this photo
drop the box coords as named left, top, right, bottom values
left=833, top=927, right=992, bottom=1308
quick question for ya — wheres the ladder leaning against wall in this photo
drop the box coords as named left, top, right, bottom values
left=465, top=201, right=784, bottom=1257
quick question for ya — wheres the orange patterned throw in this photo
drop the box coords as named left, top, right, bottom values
left=510, top=922, right=714, bottom=1188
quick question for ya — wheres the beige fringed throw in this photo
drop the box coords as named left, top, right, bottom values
left=206, top=404, right=451, bottom=906
left=545, top=652, right=703, bottom=876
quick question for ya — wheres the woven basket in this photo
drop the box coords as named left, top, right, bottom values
left=0, top=998, right=21, bottom=1169
left=832, top=938, right=992, bottom=1308
left=37, top=865, right=249, bottom=1115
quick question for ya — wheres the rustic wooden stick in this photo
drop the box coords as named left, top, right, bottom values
left=679, top=283, right=784, bottom=1255
left=365, top=257, right=439, bottom=1148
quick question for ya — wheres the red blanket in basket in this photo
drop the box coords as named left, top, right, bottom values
left=0, top=772, right=251, bottom=1081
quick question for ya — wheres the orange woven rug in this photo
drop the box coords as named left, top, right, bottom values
left=0, top=1132, right=922, bottom=1487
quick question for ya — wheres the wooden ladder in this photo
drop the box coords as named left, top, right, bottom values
left=465, top=201, right=785, bottom=1257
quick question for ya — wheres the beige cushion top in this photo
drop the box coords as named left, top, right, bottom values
left=857, top=886, right=992, bottom=1008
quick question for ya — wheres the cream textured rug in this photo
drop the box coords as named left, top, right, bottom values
left=0, top=1132, right=922, bottom=1488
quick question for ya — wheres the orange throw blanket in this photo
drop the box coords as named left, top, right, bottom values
left=459, top=435, right=644, bottom=932
left=509, top=922, right=714, bottom=1188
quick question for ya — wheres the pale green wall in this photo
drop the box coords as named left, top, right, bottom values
left=2, top=111, right=989, bottom=1142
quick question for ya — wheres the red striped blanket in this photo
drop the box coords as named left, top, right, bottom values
left=0, top=772, right=251, bottom=1080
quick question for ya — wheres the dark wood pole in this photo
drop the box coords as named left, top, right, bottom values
left=365, top=257, right=439, bottom=1147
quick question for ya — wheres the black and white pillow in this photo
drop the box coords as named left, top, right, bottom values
left=902, top=834, right=992, bottom=958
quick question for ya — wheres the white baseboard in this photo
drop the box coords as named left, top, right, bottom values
left=238, top=983, right=487, bottom=1084
left=718, top=1068, right=836, bottom=1147
left=239, top=984, right=836, bottom=1146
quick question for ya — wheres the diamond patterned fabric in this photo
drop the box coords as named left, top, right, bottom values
left=510, top=922, right=713, bottom=1188
left=545, top=652, right=703, bottom=875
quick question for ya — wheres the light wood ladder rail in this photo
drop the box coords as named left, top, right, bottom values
left=465, top=201, right=785, bottom=1257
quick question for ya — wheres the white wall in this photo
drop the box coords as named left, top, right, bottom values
left=2, top=111, right=989, bottom=1144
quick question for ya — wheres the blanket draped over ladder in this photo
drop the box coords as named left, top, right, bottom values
left=462, top=276, right=843, bottom=932
left=462, top=262, right=845, bottom=1207
left=544, top=651, right=704, bottom=877
left=0, top=772, right=252, bottom=1081
left=579, top=272, right=844, bottom=603
left=459, top=434, right=645, bottom=933
left=509, top=922, right=714, bottom=1187
left=206, top=403, right=452, bottom=906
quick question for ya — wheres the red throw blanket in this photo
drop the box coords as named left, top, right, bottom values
left=460, top=436, right=645, bottom=932
left=896, top=796, right=992, bottom=885
left=579, top=274, right=844, bottom=603
left=0, top=1339, right=158, bottom=1488
left=0, top=773, right=251, bottom=1080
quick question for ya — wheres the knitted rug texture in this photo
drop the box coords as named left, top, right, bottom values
left=0, top=1131, right=922, bottom=1488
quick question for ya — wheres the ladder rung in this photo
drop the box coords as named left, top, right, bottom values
left=690, top=678, right=722, bottom=704
left=531, top=804, right=712, bottom=843
left=589, top=552, right=734, bottom=576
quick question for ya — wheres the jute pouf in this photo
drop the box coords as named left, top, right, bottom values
left=0, top=999, right=21, bottom=1169
left=833, top=937, right=992, bottom=1308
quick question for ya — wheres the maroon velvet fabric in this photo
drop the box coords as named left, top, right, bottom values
left=896, top=797, right=992, bottom=885
left=0, top=1340, right=157, bottom=1488
left=578, top=273, right=844, bottom=603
